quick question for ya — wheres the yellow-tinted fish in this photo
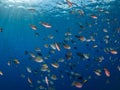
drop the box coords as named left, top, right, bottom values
left=0, top=71, right=3, bottom=76
left=13, top=59, right=20, bottom=64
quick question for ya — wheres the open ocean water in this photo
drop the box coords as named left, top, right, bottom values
left=0, top=0, right=120, bottom=90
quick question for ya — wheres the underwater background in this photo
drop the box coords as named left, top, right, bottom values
left=0, top=0, right=120, bottom=90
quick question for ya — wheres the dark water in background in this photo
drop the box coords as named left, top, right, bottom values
left=0, top=0, right=120, bottom=90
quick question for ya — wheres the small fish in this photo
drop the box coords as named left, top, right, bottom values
left=66, top=0, right=73, bottom=7
left=94, top=69, right=101, bottom=76
left=35, top=47, right=41, bottom=52
left=83, top=54, right=90, bottom=59
left=76, top=52, right=89, bottom=59
left=90, top=15, right=98, bottom=19
left=40, top=22, right=52, bottom=28
left=58, top=58, right=64, bottom=62
left=44, top=44, right=49, bottom=48
left=48, top=35, right=54, bottom=39
left=26, top=67, right=32, bottom=73
left=28, top=77, right=32, bottom=84
left=29, top=52, right=36, bottom=58
left=55, top=42, right=60, bottom=51
left=13, top=59, right=20, bottom=64
left=51, top=63, right=59, bottom=68
left=7, top=61, right=11, bottom=66
left=104, top=68, right=110, bottom=77
left=0, top=27, right=3, bottom=32
left=103, top=29, right=108, bottom=32
left=75, top=35, right=86, bottom=41
left=78, top=10, right=84, bottom=16
left=0, top=71, right=3, bottom=76
left=45, top=76, right=49, bottom=88
left=63, top=44, right=71, bottom=50
left=110, top=50, right=118, bottom=54
left=65, top=51, right=72, bottom=60
left=30, top=24, right=37, bottom=30
left=117, top=66, right=120, bottom=71
left=50, top=44, right=56, bottom=50
left=34, top=56, right=43, bottom=63
left=28, top=8, right=36, bottom=12
left=93, top=44, right=98, bottom=48
left=72, top=81, right=83, bottom=88
left=65, top=32, right=72, bottom=36
left=21, top=74, right=25, bottom=78
left=51, top=74, right=57, bottom=80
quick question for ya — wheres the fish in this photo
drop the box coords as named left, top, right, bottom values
left=65, top=51, right=72, bottom=60
left=72, top=81, right=83, bottom=88
left=50, top=43, right=56, bottom=50
left=0, top=27, right=3, bottom=32
left=28, top=77, right=32, bottom=84
left=55, top=42, right=61, bottom=51
left=94, top=69, right=101, bottom=76
left=38, top=85, right=45, bottom=89
left=96, top=56, right=104, bottom=62
left=29, top=52, right=36, bottom=58
left=35, top=47, right=41, bottom=52
left=65, top=32, right=72, bottom=36
left=40, top=22, right=52, bottom=28
left=28, top=8, right=36, bottom=12
left=103, top=29, right=108, bottom=32
left=20, top=74, right=25, bottom=78
left=30, top=24, right=37, bottom=30
left=66, top=0, right=73, bottom=7
left=117, top=66, right=120, bottom=71
left=93, top=44, right=98, bottom=48
left=26, top=67, right=32, bottom=73
left=44, top=44, right=49, bottom=48
left=34, top=56, right=43, bottom=63
left=76, top=52, right=89, bottom=60
left=45, top=76, right=49, bottom=88
left=48, top=35, right=54, bottom=39
left=90, top=15, right=98, bottom=19
left=13, top=59, right=20, bottom=64
left=58, top=58, right=64, bottom=62
left=41, top=64, right=49, bottom=72
left=75, top=35, right=86, bottom=41
left=66, top=0, right=78, bottom=7
left=51, top=63, right=59, bottom=68
left=110, top=50, right=118, bottom=54
left=63, top=44, right=71, bottom=50
left=51, top=74, right=57, bottom=80
left=104, top=68, right=110, bottom=77
left=37, top=80, right=41, bottom=84
left=83, top=54, right=90, bottom=59
left=78, top=10, right=84, bottom=16
left=0, top=71, right=3, bottom=76
left=7, top=61, right=11, bottom=66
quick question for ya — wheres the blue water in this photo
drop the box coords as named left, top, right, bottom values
left=0, top=0, right=120, bottom=90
